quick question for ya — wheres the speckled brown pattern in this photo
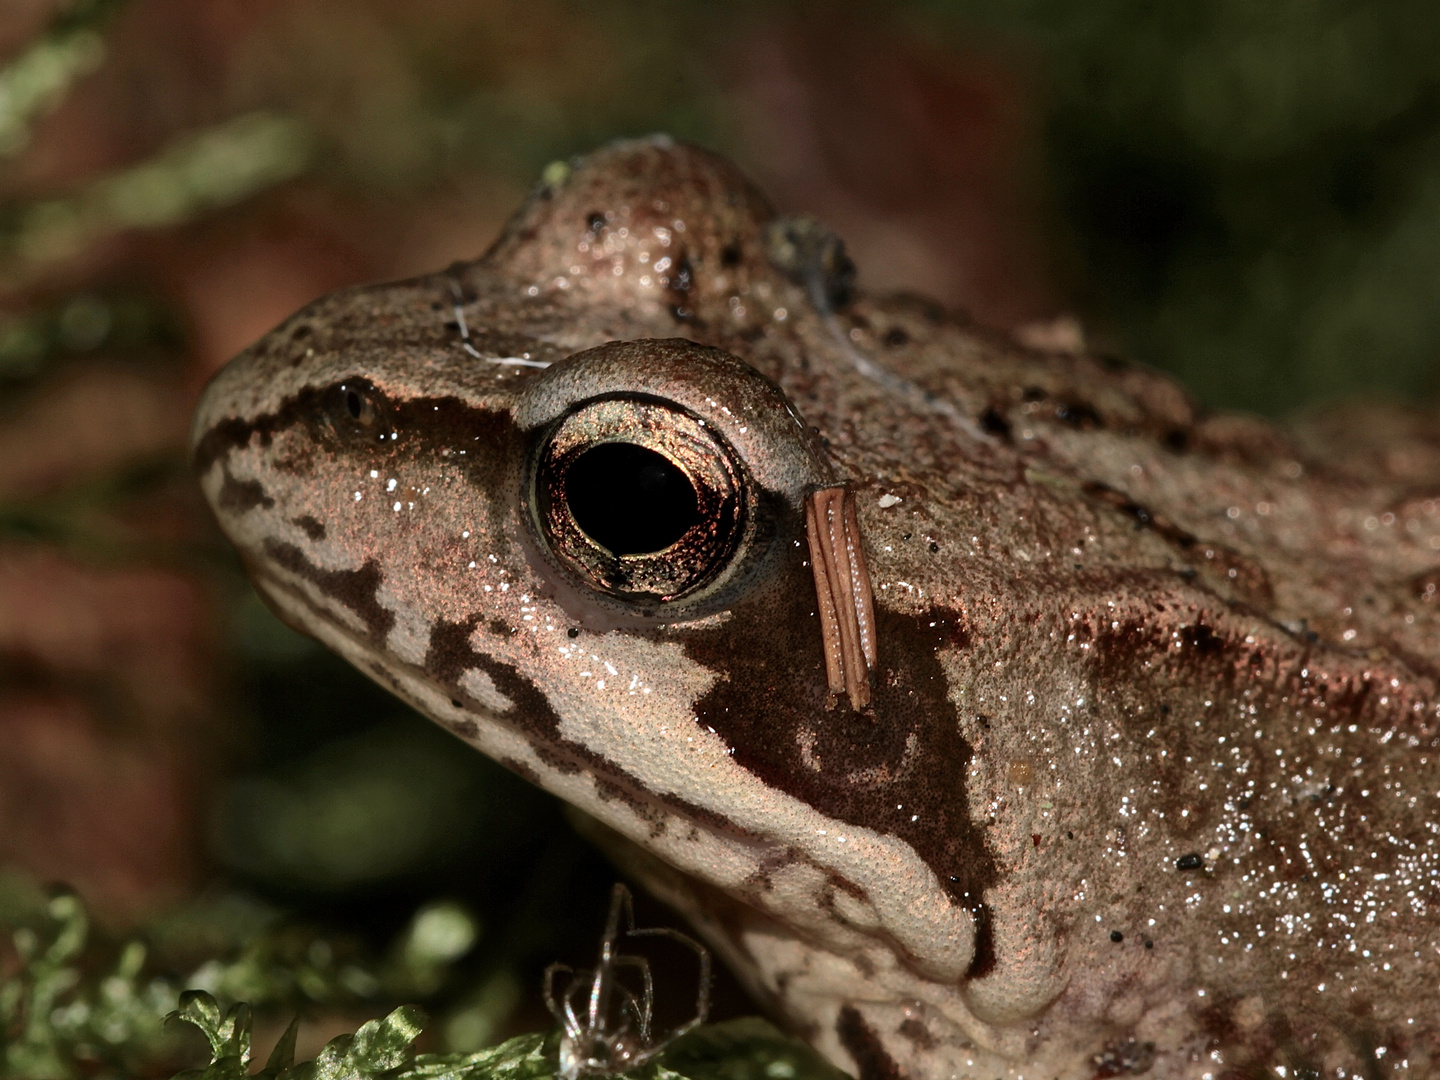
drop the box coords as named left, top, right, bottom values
left=193, top=136, right=1440, bottom=1079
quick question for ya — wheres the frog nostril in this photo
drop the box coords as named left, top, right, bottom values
left=329, top=379, right=387, bottom=433
left=564, top=442, right=699, bottom=555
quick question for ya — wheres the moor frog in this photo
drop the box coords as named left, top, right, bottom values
left=193, top=137, right=1440, bottom=1079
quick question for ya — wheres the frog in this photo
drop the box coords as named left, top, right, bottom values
left=192, top=136, right=1440, bottom=1079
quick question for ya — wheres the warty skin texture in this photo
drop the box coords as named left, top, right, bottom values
left=193, top=137, right=1440, bottom=1079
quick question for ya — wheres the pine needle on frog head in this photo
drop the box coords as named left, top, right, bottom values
left=544, top=883, right=711, bottom=1080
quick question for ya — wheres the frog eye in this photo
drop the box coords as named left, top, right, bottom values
left=529, top=396, right=746, bottom=604
left=516, top=338, right=835, bottom=621
left=325, top=379, right=392, bottom=440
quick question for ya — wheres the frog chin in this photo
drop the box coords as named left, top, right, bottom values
left=581, top=811, right=1078, bottom=1077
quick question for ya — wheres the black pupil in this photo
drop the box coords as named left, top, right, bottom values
left=346, top=390, right=363, bottom=419
left=565, top=442, right=699, bottom=555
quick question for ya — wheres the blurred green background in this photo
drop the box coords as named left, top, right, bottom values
left=0, top=0, right=1437, bottom=1074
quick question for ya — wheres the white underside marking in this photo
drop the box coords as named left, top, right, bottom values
left=459, top=667, right=513, bottom=713
left=384, top=601, right=435, bottom=666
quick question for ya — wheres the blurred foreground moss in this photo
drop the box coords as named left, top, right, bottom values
left=2, top=886, right=836, bottom=1080
left=2, top=891, right=178, bottom=1079
left=0, top=883, right=491, bottom=1077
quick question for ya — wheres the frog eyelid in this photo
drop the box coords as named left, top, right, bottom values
left=514, top=338, right=833, bottom=492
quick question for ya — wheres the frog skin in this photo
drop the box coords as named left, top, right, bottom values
left=193, top=137, right=1440, bottom=1079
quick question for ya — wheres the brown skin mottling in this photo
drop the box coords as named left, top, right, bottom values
left=194, top=137, right=1440, bottom=1078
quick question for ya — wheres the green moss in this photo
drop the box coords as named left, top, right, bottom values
left=169, top=997, right=846, bottom=1080
left=2, top=889, right=841, bottom=1080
